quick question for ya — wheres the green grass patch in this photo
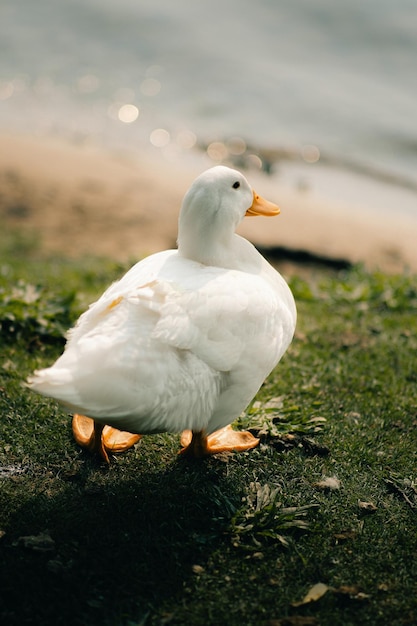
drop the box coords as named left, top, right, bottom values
left=0, top=257, right=416, bottom=626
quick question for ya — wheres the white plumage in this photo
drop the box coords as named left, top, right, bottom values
left=28, top=166, right=296, bottom=459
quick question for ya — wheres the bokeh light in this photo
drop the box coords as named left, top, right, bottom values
left=118, top=104, right=139, bottom=123
left=140, top=78, right=161, bottom=97
left=301, top=144, right=320, bottom=163
left=246, top=154, right=263, bottom=170
left=150, top=128, right=170, bottom=147
left=227, top=136, right=246, bottom=156
left=176, top=130, right=197, bottom=150
left=207, top=141, right=228, bottom=161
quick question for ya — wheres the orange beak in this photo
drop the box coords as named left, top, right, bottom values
left=245, top=189, right=280, bottom=217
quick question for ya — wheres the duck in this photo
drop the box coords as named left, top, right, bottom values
left=28, top=165, right=296, bottom=462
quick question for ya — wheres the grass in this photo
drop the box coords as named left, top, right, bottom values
left=0, top=253, right=416, bottom=626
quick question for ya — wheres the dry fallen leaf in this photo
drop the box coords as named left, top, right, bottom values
left=334, top=529, right=357, bottom=542
left=333, top=585, right=370, bottom=601
left=262, top=396, right=285, bottom=410
left=292, top=582, right=329, bottom=607
left=17, top=531, right=55, bottom=553
left=300, top=437, right=330, bottom=457
left=314, top=476, right=341, bottom=491
left=358, top=500, right=377, bottom=513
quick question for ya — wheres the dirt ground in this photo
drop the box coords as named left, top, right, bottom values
left=1, top=133, right=416, bottom=272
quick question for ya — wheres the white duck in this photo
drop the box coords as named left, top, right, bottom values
left=28, top=166, right=296, bottom=462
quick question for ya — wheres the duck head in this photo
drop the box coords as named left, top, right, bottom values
left=177, top=166, right=279, bottom=267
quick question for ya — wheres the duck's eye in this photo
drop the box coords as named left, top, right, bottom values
left=232, top=181, right=240, bottom=189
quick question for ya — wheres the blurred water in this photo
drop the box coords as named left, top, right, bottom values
left=1, top=0, right=416, bottom=213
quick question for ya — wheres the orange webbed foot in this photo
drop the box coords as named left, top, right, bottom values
left=72, top=414, right=141, bottom=463
left=180, top=425, right=259, bottom=458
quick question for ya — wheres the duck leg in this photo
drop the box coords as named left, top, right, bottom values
left=180, top=425, right=259, bottom=458
left=72, top=414, right=141, bottom=463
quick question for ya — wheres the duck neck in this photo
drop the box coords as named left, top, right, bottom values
left=178, top=227, right=233, bottom=268
left=178, top=227, right=262, bottom=273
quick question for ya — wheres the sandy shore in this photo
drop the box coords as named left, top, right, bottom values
left=1, top=133, right=416, bottom=273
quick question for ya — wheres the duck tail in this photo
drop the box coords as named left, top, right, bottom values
left=26, top=367, right=75, bottom=401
